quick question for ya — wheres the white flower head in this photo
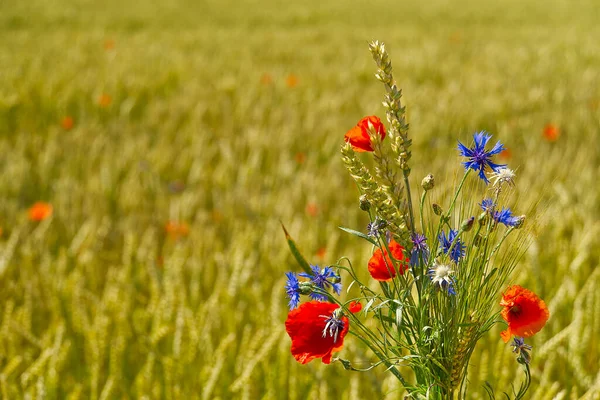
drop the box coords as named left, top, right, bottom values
left=428, top=259, right=456, bottom=294
left=489, top=167, right=516, bottom=187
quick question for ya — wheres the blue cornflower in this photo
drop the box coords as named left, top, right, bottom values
left=511, top=337, right=533, bottom=364
left=480, top=198, right=495, bottom=213
left=410, top=232, right=429, bottom=267
left=493, top=207, right=519, bottom=227
left=367, top=217, right=387, bottom=238
left=299, top=265, right=342, bottom=301
left=428, top=260, right=456, bottom=295
left=321, top=309, right=345, bottom=343
left=285, top=272, right=301, bottom=310
left=458, top=131, right=505, bottom=183
left=439, top=229, right=465, bottom=263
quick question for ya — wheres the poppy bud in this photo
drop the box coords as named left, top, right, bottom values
left=338, top=358, right=353, bottom=370
left=421, top=174, right=435, bottom=191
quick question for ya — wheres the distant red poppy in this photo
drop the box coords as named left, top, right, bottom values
left=260, top=73, right=273, bottom=86
left=344, top=116, right=386, bottom=152
left=28, top=202, right=53, bottom=221
left=316, top=247, right=327, bottom=259
left=500, top=285, right=549, bottom=343
left=543, top=124, right=559, bottom=142
left=285, top=301, right=349, bottom=364
left=165, top=221, right=190, bottom=240
left=212, top=210, right=223, bottom=223
left=449, top=31, right=463, bottom=44
left=499, top=148, right=512, bottom=160
left=98, top=94, right=112, bottom=108
left=61, top=116, right=74, bottom=131
left=294, top=152, right=306, bottom=164
left=286, top=74, right=299, bottom=88
left=368, top=240, right=408, bottom=281
left=306, top=203, right=318, bottom=217
left=104, top=39, right=115, bottom=50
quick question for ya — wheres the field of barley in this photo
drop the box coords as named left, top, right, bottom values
left=0, top=0, right=599, bottom=398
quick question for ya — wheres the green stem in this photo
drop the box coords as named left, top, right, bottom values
left=445, top=170, right=470, bottom=220
left=485, top=227, right=515, bottom=265
left=419, top=190, right=427, bottom=235
left=350, top=332, right=413, bottom=393
left=404, top=171, right=416, bottom=235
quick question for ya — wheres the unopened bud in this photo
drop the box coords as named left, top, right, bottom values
left=298, top=282, right=314, bottom=295
left=478, top=212, right=488, bottom=226
left=359, top=195, right=371, bottom=211
left=338, top=358, right=353, bottom=370
left=421, top=174, right=435, bottom=191
left=432, top=203, right=443, bottom=216
left=513, top=215, right=526, bottom=229
left=461, top=217, right=475, bottom=232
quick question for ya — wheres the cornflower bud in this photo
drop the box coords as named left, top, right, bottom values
left=432, top=203, right=443, bottom=216
left=359, top=194, right=371, bottom=211
left=298, top=281, right=314, bottom=295
left=421, top=174, right=435, bottom=191
left=461, top=216, right=475, bottom=232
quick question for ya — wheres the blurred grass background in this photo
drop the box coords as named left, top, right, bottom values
left=0, top=0, right=599, bottom=398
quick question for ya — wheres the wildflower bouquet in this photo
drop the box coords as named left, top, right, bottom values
left=282, top=41, right=549, bottom=399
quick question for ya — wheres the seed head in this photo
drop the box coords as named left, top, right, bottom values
left=359, top=194, right=371, bottom=211
left=421, top=174, right=435, bottom=191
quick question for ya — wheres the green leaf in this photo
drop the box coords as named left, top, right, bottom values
left=338, top=226, right=377, bottom=245
left=346, top=280, right=356, bottom=294
left=281, top=222, right=312, bottom=274
left=363, top=299, right=375, bottom=314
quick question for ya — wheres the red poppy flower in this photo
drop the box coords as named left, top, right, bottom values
left=316, top=246, right=327, bottom=259
left=104, top=39, right=115, bottom=50
left=285, top=301, right=349, bottom=364
left=500, top=285, right=549, bottom=343
left=165, top=221, right=190, bottom=240
left=28, top=202, right=53, bottom=221
left=61, top=116, right=74, bottom=131
left=286, top=74, right=299, bottom=88
left=305, top=202, right=318, bottom=217
left=543, top=124, right=559, bottom=142
left=98, top=94, right=112, bottom=108
left=260, top=73, right=273, bottom=86
left=348, top=301, right=362, bottom=313
left=294, top=152, right=306, bottom=164
left=344, top=116, right=386, bottom=152
left=368, top=240, right=408, bottom=281
left=499, top=148, right=512, bottom=160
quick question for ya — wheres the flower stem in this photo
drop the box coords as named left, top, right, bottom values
left=404, top=171, right=416, bottom=235
left=445, top=170, right=470, bottom=220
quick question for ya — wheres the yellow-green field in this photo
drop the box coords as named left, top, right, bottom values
left=1, top=0, right=599, bottom=398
